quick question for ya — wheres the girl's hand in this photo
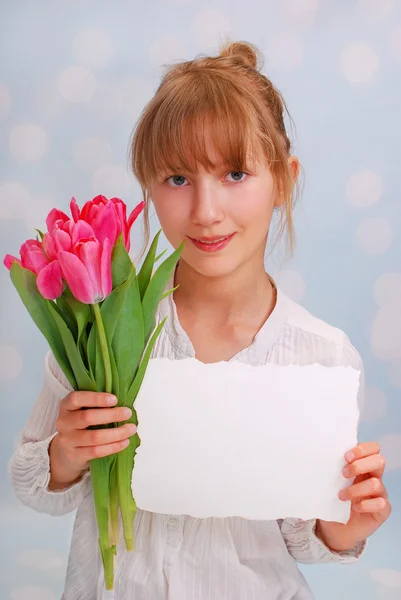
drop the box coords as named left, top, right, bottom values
left=316, top=442, right=392, bottom=552
left=48, top=391, right=137, bottom=490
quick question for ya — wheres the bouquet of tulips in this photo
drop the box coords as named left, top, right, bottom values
left=4, top=195, right=183, bottom=589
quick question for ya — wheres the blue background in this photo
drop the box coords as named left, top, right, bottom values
left=1, top=1, right=400, bottom=599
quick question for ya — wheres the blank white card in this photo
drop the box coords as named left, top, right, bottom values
left=131, top=359, right=361, bottom=524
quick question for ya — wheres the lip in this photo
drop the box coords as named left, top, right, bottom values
left=188, top=233, right=236, bottom=253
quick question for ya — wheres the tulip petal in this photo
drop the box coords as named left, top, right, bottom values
left=46, top=208, right=70, bottom=232
left=111, top=197, right=127, bottom=222
left=125, top=200, right=145, bottom=251
left=20, top=239, right=42, bottom=260
left=4, top=254, right=21, bottom=270
left=70, top=197, right=81, bottom=222
left=53, top=229, right=72, bottom=253
left=71, top=220, right=96, bottom=245
left=127, top=201, right=145, bottom=230
left=76, top=239, right=103, bottom=302
left=58, top=251, right=94, bottom=304
left=36, top=261, right=64, bottom=299
left=91, top=200, right=119, bottom=246
left=23, top=249, right=50, bottom=275
left=80, top=195, right=108, bottom=221
left=100, top=237, right=112, bottom=298
left=43, top=233, right=58, bottom=261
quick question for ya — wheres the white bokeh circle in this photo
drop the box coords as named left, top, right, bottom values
left=281, top=0, right=320, bottom=28
left=192, top=9, right=232, bottom=48
left=358, top=0, right=394, bottom=20
left=74, top=136, right=113, bottom=173
left=371, top=568, right=401, bottom=588
left=88, top=83, right=122, bottom=120
left=391, top=26, right=401, bottom=61
left=340, top=42, right=379, bottom=84
left=149, top=35, right=188, bottom=68
left=346, top=170, right=383, bottom=209
left=378, top=434, right=401, bottom=470
left=360, top=386, right=387, bottom=422
left=17, top=549, right=67, bottom=572
left=356, top=216, right=393, bottom=255
left=276, top=269, right=306, bottom=302
left=267, top=33, right=303, bottom=72
left=388, top=359, right=401, bottom=388
left=11, top=587, right=57, bottom=600
left=92, top=165, right=131, bottom=199
left=0, top=345, right=23, bottom=381
left=373, top=273, right=401, bottom=307
left=73, top=28, right=114, bottom=69
left=9, top=124, right=49, bottom=162
left=371, top=306, right=401, bottom=360
left=57, top=66, right=97, bottom=103
left=0, top=81, right=11, bottom=117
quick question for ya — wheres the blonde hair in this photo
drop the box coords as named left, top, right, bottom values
left=129, top=40, right=300, bottom=256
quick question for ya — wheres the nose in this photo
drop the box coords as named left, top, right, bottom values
left=190, top=178, right=224, bottom=227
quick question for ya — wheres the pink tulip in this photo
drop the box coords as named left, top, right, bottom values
left=58, top=236, right=112, bottom=304
left=3, top=239, right=64, bottom=300
left=71, top=195, right=145, bottom=252
left=46, top=208, right=70, bottom=233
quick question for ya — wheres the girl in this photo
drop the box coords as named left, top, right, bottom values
left=9, top=41, right=391, bottom=600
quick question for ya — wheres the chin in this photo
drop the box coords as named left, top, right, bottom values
left=182, top=250, right=243, bottom=280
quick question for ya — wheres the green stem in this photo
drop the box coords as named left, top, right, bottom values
left=92, top=303, right=112, bottom=394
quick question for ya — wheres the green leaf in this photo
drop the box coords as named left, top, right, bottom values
left=137, top=229, right=162, bottom=300
left=125, top=317, right=167, bottom=417
left=56, top=295, right=78, bottom=340
left=160, top=285, right=179, bottom=302
left=87, top=321, right=96, bottom=383
left=142, top=242, right=183, bottom=344
left=111, top=234, right=132, bottom=288
left=100, top=267, right=137, bottom=343
left=34, top=228, right=45, bottom=241
left=89, top=456, right=115, bottom=589
left=9, top=263, right=77, bottom=389
left=62, top=287, right=91, bottom=343
left=47, top=302, right=96, bottom=391
left=112, top=271, right=144, bottom=401
left=155, top=249, right=167, bottom=263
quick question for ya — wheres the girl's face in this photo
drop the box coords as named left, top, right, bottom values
left=150, top=141, right=296, bottom=280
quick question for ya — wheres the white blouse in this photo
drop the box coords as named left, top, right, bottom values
left=8, top=282, right=366, bottom=600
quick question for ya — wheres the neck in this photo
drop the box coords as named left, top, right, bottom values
left=173, top=256, right=275, bottom=323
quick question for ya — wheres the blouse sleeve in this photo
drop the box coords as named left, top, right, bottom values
left=278, top=333, right=367, bottom=564
left=7, top=351, right=91, bottom=516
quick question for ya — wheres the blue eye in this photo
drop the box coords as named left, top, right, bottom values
left=166, top=175, right=188, bottom=187
left=226, top=171, right=247, bottom=182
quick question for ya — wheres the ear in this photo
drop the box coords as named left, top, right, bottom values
left=288, top=155, right=300, bottom=182
left=274, top=155, right=300, bottom=207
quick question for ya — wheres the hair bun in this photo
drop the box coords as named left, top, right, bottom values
left=219, top=40, right=260, bottom=70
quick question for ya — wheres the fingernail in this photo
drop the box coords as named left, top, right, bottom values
left=338, top=490, right=346, bottom=500
left=123, top=408, right=132, bottom=419
left=107, top=395, right=117, bottom=405
left=345, top=451, right=355, bottom=462
left=343, top=466, right=350, bottom=477
left=127, top=424, right=137, bottom=435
